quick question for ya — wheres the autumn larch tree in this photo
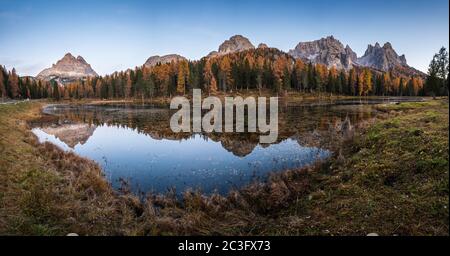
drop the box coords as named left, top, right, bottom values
left=382, top=72, right=391, bottom=96
left=255, top=56, right=265, bottom=95
left=327, top=66, right=338, bottom=94
left=52, top=81, right=60, bottom=101
left=8, top=68, right=20, bottom=98
left=362, top=68, right=372, bottom=96
left=125, top=74, right=132, bottom=99
left=0, top=66, right=6, bottom=99
left=204, top=60, right=217, bottom=95
left=177, top=60, right=189, bottom=95
left=218, top=56, right=232, bottom=92
left=315, top=64, right=328, bottom=94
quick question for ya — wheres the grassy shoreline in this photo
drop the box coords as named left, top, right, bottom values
left=0, top=98, right=448, bottom=235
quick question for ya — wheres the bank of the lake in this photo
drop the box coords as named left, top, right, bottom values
left=0, top=98, right=448, bottom=235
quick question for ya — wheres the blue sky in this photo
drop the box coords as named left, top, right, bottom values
left=0, top=0, right=448, bottom=76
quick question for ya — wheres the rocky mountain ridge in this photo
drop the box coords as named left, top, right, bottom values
left=36, top=53, right=98, bottom=83
left=288, top=36, right=424, bottom=76
left=288, top=36, right=358, bottom=70
left=356, top=42, right=407, bottom=71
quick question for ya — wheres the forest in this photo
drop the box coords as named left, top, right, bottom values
left=0, top=47, right=448, bottom=101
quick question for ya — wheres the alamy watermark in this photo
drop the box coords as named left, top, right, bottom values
left=170, top=89, right=278, bottom=143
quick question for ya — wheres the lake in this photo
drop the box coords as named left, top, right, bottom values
left=31, top=97, right=422, bottom=195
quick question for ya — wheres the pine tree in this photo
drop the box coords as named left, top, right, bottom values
left=436, top=47, right=449, bottom=96
left=8, top=68, right=20, bottom=98
left=52, top=81, right=60, bottom=101
left=0, top=66, right=6, bottom=99
left=348, top=68, right=357, bottom=95
left=125, top=74, right=132, bottom=98
left=426, top=55, right=440, bottom=96
left=407, top=78, right=415, bottom=96
left=327, top=67, right=338, bottom=94
left=426, top=47, right=449, bottom=96
left=23, top=77, right=31, bottom=99
left=282, top=67, right=291, bottom=93
left=338, top=70, right=346, bottom=95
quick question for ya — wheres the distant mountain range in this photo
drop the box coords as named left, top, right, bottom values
left=288, top=36, right=424, bottom=77
left=35, top=35, right=425, bottom=84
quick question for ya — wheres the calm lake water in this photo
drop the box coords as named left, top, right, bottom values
left=31, top=97, right=423, bottom=195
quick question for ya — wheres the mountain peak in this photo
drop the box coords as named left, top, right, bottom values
left=288, top=36, right=357, bottom=70
left=323, top=35, right=342, bottom=41
left=209, top=35, right=255, bottom=57
left=56, top=53, right=77, bottom=66
left=63, top=52, right=75, bottom=58
left=229, top=34, right=247, bottom=40
left=357, top=42, right=408, bottom=71
left=383, top=42, right=393, bottom=49
left=37, top=53, right=98, bottom=83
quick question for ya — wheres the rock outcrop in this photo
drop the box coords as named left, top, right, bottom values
left=208, top=35, right=255, bottom=57
left=356, top=42, right=408, bottom=71
left=144, top=54, right=187, bottom=67
left=288, top=36, right=357, bottom=70
left=37, top=53, right=98, bottom=83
